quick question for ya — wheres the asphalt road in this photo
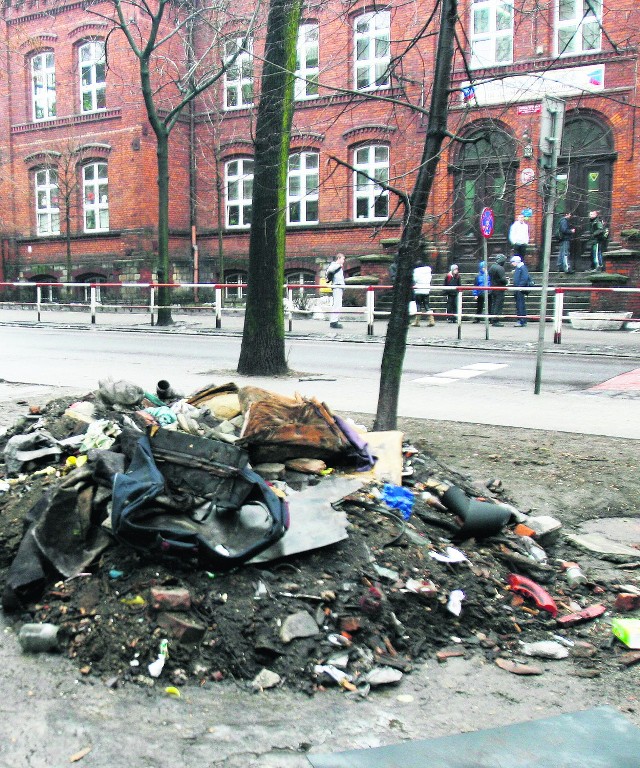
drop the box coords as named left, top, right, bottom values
left=1, top=324, right=638, bottom=438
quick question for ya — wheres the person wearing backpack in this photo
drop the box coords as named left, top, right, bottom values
left=557, top=212, right=575, bottom=273
left=472, top=260, right=490, bottom=322
left=588, top=210, right=608, bottom=272
left=326, top=253, right=346, bottom=329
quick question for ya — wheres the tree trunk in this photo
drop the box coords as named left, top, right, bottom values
left=155, top=131, right=173, bottom=326
left=374, top=0, right=457, bottom=431
left=237, top=0, right=302, bottom=375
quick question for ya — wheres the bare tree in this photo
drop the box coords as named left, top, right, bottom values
left=92, top=0, right=259, bottom=325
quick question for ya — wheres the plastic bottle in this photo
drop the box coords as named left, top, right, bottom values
left=564, top=563, right=587, bottom=588
left=18, top=623, right=60, bottom=653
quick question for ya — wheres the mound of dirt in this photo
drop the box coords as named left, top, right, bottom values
left=1, top=392, right=638, bottom=696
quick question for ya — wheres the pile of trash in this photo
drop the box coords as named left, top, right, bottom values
left=1, top=379, right=639, bottom=695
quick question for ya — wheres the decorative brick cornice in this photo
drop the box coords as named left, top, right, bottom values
left=218, top=138, right=254, bottom=155
left=290, top=130, right=324, bottom=146
left=19, top=33, right=58, bottom=50
left=342, top=123, right=397, bottom=141
left=5, top=1, right=86, bottom=25
left=68, top=22, right=109, bottom=40
left=11, top=108, right=122, bottom=134
left=23, top=150, right=61, bottom=167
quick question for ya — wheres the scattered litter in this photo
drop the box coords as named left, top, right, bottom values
left=446, top=589, right=465, bottom=616
left=430, top=546, right=468, bottom=564
left=612, top=618, right=640, bottom=649
left=521, top=640, right=569, bottom=660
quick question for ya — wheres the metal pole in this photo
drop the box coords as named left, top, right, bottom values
left=483, top=238, right=490, bottom=339
left=366, top=287, right=375, bottom=336
left=534, top=96, right=565, bottom=395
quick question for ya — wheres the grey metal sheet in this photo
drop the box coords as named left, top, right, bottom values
left=307, top=707, right=640, bottom=768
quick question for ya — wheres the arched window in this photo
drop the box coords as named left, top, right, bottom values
left=451, top=124, right=516, bottom=258
left=31, top=51, right=56, bottom=121
left=287, top=151, right=319, bottom=225
left=354, top=11, right=390, bottom=91
left=353, top=144, right=389, bottom=221
left=35, top=167, right=60, bottom=236
left=225, top=270, right=247, bottom=301
left=83, top=161, right=109, bottom=232
left=76, top=272, right=107, bottom=303
left=225, top=159, right=253, bottom=228
left=79, top=41, right=106, bottom=113
left=28, top=274, right=58, bottom=303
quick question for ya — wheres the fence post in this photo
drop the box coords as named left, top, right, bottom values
left=90, top=285, right=97, bottom=325
left=215, top=286, right=222, bottom=328
left=36, top=285, right=41, bottom=323
left=553, top=289, right=564, bottom=344
left=287, top=287, right=293, bottom=332
left=456, top=289, right=462, bottom=339
left=366, top=287, right=375, bottom=336
left=149, top=285, right=156, bottom=326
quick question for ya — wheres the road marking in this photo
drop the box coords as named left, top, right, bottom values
left=412, top=363, right=508, bottom=385
left=588, top=368, right=640, bottom=391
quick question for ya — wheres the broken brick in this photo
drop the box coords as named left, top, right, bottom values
left=150, top=587, right=192, bottom=612
left=556, top=603, right=606, bottom=627
left=614, top=593, right=640, bottom=612
left=156, top=612, right=206, bottom=643
left=436, top=647, right=465, bottom=663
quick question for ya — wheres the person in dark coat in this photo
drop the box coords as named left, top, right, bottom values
left=510, top=255, right=530, bottom=326
left=588, top=210, right=608, bottom=272
left=444, top=264, right=461, bottom=322
left=488, top=254, right=508, bottom=326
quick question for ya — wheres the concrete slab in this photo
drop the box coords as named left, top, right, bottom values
left=307, top=706, right=640, bottom=768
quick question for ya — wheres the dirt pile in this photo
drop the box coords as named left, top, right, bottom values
left=1, top=386, right=639, bottom=696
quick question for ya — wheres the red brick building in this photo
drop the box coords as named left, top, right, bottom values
left=1, top=0, right=639, bottom=295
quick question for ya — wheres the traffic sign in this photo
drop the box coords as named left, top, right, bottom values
left=480, top=207, right=494, bottom=238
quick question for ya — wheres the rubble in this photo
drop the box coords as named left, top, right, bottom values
left=0, top=379, right=638, bottom=695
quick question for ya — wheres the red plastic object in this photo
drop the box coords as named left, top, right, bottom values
left=507, top=573, right=558, bottom=617
left=556, top=603, right=606, bottom=627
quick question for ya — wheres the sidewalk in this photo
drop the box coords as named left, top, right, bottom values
left=1, top=305, right=639, bottom=357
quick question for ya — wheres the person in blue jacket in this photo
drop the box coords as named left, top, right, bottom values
left=472, top=260, right=490, bottom=322
left=510, top=255, right=530, bottom=326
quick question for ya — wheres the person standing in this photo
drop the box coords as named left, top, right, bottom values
left=488, top=254, right=508, bottom=326
left=510, top=255, right=530, bottom=326
left=509, top=214, right=530, bottom=259
left=444, top=264, right=461, bottom=322
left=472, top=261, right=490, bottom=322
left=411, top=263, right=435, bottom=327
left=557, top=213, right=575, bottom=273
left=588, top=210, right=608, bottom=272
left=326, top=253, right=346, bottom=329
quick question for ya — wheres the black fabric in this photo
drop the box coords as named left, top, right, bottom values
left=111, top=435, right=289, bottom=571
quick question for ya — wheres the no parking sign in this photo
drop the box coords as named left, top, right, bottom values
left=480, top=207, right=494, bottom=238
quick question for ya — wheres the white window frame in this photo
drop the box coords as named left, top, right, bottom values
left=353, top=145, right=389, bottom=222
left=224, top=36, right=253, bottom=110
left=31, top=51, right=56, bottom=121
left=83, top=162, right=109, bottom=232
left=354, top=11, right=390, bottom=91
left=556, top=0, right=602, bottom=56
left=295, top=23, right=319, bottom=100
left=79, top=40, right=106, bottom=114
left=287, top=151, right=319, bottom=226
left=225, top=158, right=254, bottom=229
left=470, top=0, right=514, bottom=69
left=225, top=271, right=247, bottom=301
left=35, top=168, right=60, bottom=236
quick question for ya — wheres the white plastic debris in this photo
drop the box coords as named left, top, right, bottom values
left=314, top=664, right=353, bottom=685
left=430, top=547, right=468, bottom=564
left=365, top=667, right=403, bottom=686
left=446, top=589, right=466, bottom=616
left=521, top=640, right=569, bottom=660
